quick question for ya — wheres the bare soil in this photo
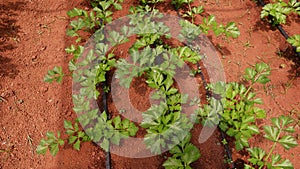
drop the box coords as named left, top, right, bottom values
left=0, top=0, right=299, bottom=169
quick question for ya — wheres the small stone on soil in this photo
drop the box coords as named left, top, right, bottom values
left=279, top=64, right=286, bottom=69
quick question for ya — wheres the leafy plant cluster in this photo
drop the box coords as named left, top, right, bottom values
left=261, top=0, right=300, bottom=25
left=194, top=62, right=298, bottom=168
left=114, top=10, right=203, bottom=167
left=36, top=120, right=90, bottom=156
left=66, top=0, right=123, bottom=42
left=195, top=63, right=270, bottom=150
left=37, top=0, right=299, bottom=168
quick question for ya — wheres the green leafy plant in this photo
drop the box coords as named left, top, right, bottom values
left=64, top=120, right=91, bottom=150
left=172, top=0, right=204, bottom=23
left=245, top=115, right=298, bottom=169
left=115, top=45, right=198, bottom=154
left=67, top=0, right=123, bottom=42
left=36, top=120, right=91, bottom=155
left=199, top=15, right=240, bottom=38
left=244, top=62, right=271, bottom=95
left=260, top=0, right=300, bottom=25
left=85, top=112, right=139, bottom=152
left=287, top=34, right=300, bottom=52
left=36, top=131, right=64, bottom=156
left=44, top=66, right=64, bottom=83
left=163, top=134, right=200, bottom=169
left=288, top=0, right=300, bottom=15
left=172, top=0, right=192, bottom=10
left=140, top=0, right=164, bottom=6
left=196, top=63, right=271, bottom=150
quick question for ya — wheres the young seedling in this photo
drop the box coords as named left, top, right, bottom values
left=44, top=66, right=64, bottom=83
left=36, top=131, right=65, bottom=156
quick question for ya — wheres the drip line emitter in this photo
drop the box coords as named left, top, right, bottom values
left=258, top=0, right=300, bottom=57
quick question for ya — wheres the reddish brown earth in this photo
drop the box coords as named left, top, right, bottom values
left=0, top=0, right=299, bottom=169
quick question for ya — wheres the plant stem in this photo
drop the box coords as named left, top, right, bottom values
left=187, top=3, right=194, bottom=23
left=261, top=127, right=283, bottom=169
left=244, top=84, right=253, bottom=98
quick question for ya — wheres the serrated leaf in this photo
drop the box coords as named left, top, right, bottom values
left=64, top=120, right=73, bottom=130
left=244, top=68, right=256, bottom=81
left=113, top=116, right=122, bottom=129
left=100, top=138, right=110, bottom=152
left=49, top=143, right=59, bottom=156
left=73, top=139, right=81, bottom=151
left=36, top=144, right=48, bottom=155
left=182, top=143, right=201, bottom=165
left=264, top=126, right=279, bottom=142
left=163, top=157, right=184, bottom=168
left=69, top=135, right=77, bottom=144
left=278, top=135, right=298, bottom=150
left=248, top=125, right=260, bottom=134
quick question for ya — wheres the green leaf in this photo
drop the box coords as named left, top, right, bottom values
left=182, top=143, right=201, bottom=165
left=278, top=135, right=298, bottom=150
left=44, top=66, right=64, bottom=83
left=73, top=139, right=81, bottom=151
left=287, top=35, right=300, bottom=52
left=111, top=132, right=121, bottom=145
left=65, top=45, right=76, bottom=53
left=69, top=135, right=77, bottom=144
left=280, top=115, right=294, bottom=127
left=67, top=8, right=85, bottom=17
left=64, top=120, right=73, bottom=130
left=247, top=147, right=266, bottom=167
left=163, top=157, right=184, bottom=168
left=49, top=144, right=59, bottom=156
left=264, top=126, right=279, bottom=142
left=36, top=144, right=48, bottom=155
left=224, top=22, right=240, bottom=38
left=248, top=125, right=260, bottom=134
left=113, top=116, right=122, bottom=129
left=100, top=138, right=110, bottom=152
left=244, top=68, right=256, bottom=81
left=270, top=154, right=294, bottom=169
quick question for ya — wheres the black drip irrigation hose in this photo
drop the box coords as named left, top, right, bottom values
left=196, top=63, right=235, bottom=169
left=100, top=83, right=112, bottom=169
left=258, top=0, right=300, bottom=57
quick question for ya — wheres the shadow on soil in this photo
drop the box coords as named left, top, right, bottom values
left=0, top=1, right=27, bottom=78
left=253, top=19, right=300, bottom=79
left=278, top=46, right=300, bottom=79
